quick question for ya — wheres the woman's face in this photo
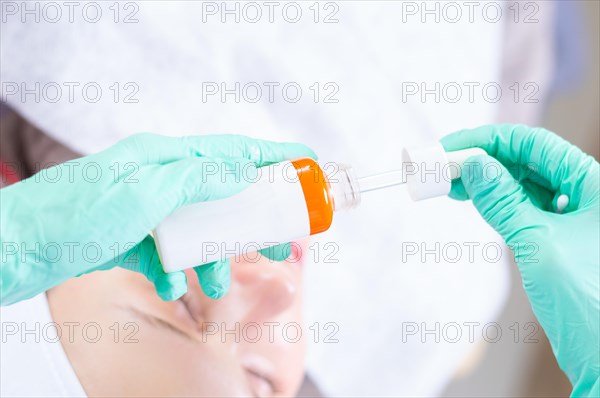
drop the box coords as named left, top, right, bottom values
left=47, top=250, right=306, bottom=397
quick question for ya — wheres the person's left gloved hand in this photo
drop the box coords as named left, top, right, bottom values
left=0, top=133, right=316, bottom=305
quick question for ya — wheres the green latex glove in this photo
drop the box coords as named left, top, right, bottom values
left=441, top=125, right=599, bottom=397
left=1, top=133, right=316, bottom=305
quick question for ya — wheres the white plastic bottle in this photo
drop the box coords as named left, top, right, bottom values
left=154, top=158, right=360, bottom=272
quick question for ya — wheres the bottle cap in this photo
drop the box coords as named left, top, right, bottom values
left=327, top=163, right=361, bottom=211
left=401, top=143, right=486, bottom=201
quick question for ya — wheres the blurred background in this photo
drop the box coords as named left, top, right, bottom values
left=544, top=2, right=599, bottom=160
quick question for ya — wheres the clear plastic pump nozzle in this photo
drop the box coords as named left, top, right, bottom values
left=358, top=170, right=405, bottom=193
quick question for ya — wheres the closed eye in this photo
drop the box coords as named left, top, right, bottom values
left=118, top=305, right=196, bottom=342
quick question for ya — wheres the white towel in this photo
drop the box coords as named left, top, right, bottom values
left=1, top=294, right=87, bottom=397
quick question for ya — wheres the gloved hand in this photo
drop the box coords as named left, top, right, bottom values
left=0, top=133, right=316, bottom=305
left=441, top=125, right=599, bottom=397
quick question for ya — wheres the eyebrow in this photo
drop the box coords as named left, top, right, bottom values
left=118, top=305, right=196, bottom=342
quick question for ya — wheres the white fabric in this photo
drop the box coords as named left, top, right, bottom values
left=0, top=294, right=87, bottom=397
left=1, top=2, right=514, bottom=396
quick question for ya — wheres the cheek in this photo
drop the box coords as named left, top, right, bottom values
left=123, top=329, right=249, bottom=396
left=283, top=343, right=307, bottom=395
left=251, top=336, right=307, bottom=396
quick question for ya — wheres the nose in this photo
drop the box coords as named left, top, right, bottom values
left=230, top=255, right=298, bottom=323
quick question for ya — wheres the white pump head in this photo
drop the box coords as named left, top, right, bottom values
left=401, top=143, right=486, bottom=201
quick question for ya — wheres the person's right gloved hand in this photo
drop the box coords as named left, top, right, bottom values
left=0, top=133, right=316, bottom=305
left=441, top=125, right=599, bottom=397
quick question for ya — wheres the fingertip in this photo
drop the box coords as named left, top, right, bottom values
left=448, top=179, right=470, bottom=201
left=553, top=193, right=570, bottom=214
left=204, top=285, right=228, bottom=300
left=199, top=276, right=230, bottom=299
left=279, top=243, right=292, bottom=260
left=302, top=146, right=319, bottom=161
left=195, top=260, right=231, bottom=300
left=260, top=243, right=292, bottom=262
left=155, top=271, right=188, bottom=301
left=284, top=142, right=318, bottom=161
left=159, top=289, right=186, bottom=301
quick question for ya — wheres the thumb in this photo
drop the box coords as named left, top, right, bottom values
left=461, top=155, right=541, bottom=242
